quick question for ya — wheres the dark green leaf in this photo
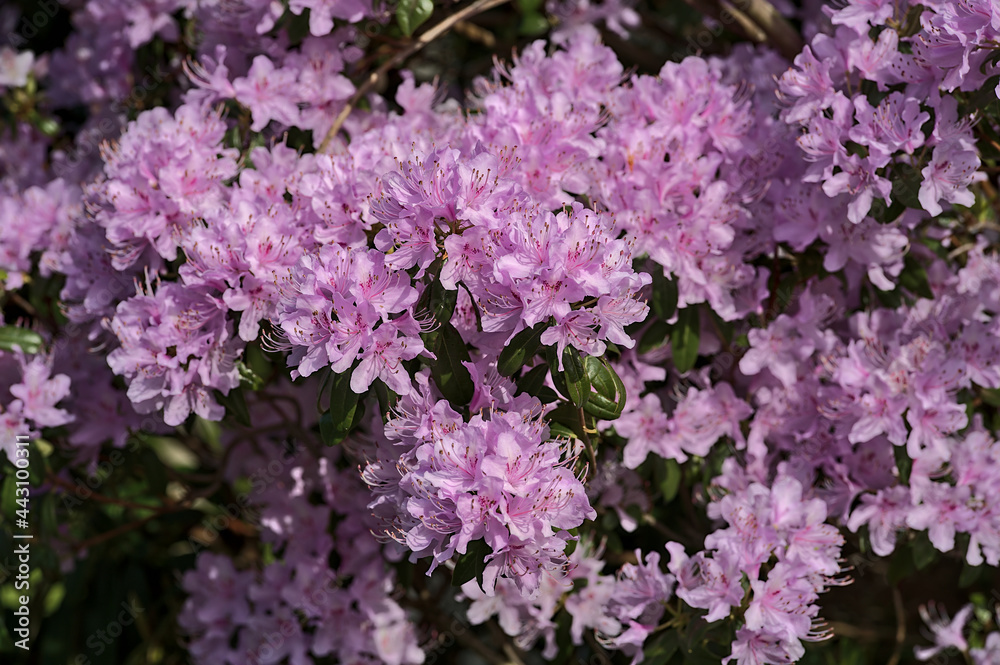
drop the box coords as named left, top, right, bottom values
left=140, top=448, right=168, bottom=497
left=452, top=538, right=492, bottom=589
left=39, top=492, right=58, bottom=539
left=639, top=319, right=671, bottom=353
left=893, top=444, right=911, bottom=485
left=1, top=472, right=16, bottom=521
left=583, top=356, right=627, bottom=420
left=416, top=279, right=457, bottom=326
left=658, top=458, right=682, bottom=503
left=651, top=270, right=679, bottom=321
left=217, top=388, right=252, bottom=427
left=643, top=630, right=680, bottom=665
left=428, top=322, right=474, bottom=409
left=891, top=163, right=922, bottom=210
left=899, top=254, right=934, bottom=299
left=374, top=379, right=399, bottom=423
left=0, top=326, right=43, bottom=354
left=397, top=0, right=434, bottom=36
left=965, top=75, right=1000, bottom=115
left=498, top=322, right=548, bottom=376
left=319, top=371, right=364, bottom=446
left=550, top=346, right=590, bottom=407
left=515, top=364, right=549, bottom=397
left=959, top=562, right=985, bottom=588
left=549, top=402, right=586, bottom=440
left=911, top=532, right=937, bottom=571
left=671, top=307, right=700, bottom=373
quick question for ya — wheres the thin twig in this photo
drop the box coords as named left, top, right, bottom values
left=578, top=406, right=599, bottom=479
left=739, top=0, right=804, bottom=59
left=73, top=513, right=161, bottom=552
left=679, top=0, right=803, bottom=60
left=886, top=586, right=907, bottom=665
left=317, top=0, right=510, bottom=153
left=47, top=471, right=172, bottom=513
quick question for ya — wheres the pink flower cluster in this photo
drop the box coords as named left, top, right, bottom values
left=670, top=469, right=846, bottom=664
left=364, top=370, right=595, bottom=596
left=181, top=433, right=424, bottom=665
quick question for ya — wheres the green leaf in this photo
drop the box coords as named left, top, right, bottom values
left=657, top=458, right=682, bottom=503
left=670, top=307, right=700, bottom=373
left=140, top=448, right=168, bottom=497
left=498, top=322, right=548, bottom=376
left=893, top=443, right=911, bottom=485
left=428, top=322, right=475, bottom=409
left=515, top=364, right=549, bottom=397
left=548, top=421, right=578, bottom=440
left=39, top=493, right=58, bottom=540
left=217, top=388, right=252, bottom=427
left=518, top=11, right=549, bottom=35
left=910, top=532, right=938, bottom=571
left=236, top=360, right=265, bottom=391
left=899, top=254, right=934, bottom=300
left=639, top=319, right=671, bottom=353
left=397, top=0, right=434, bottom=36
left=0, top=327, right=43, bottom=354
left=374, top=379, right=399, bottom=423
left=548, top=402, right=586, bottom=440
left=651, top=270, right=679, bottom=321
left=959, top=562, right=985, bottom=588
left=416, top=279, right=457, bottom=326
left=319, top=371, right=364, bottom=446
left=582, top=356, right=627, bottom=420
left=1, top=473, right=16, bottom=522
left=452, top=539, right=492, bottom=589
left=643, top=630, right=680, bottom=665
left=965, top=75, right=1000, bottom=116
left=550, top=346, right=590, bottom=407
left=891, top=163, right=922, bottom=210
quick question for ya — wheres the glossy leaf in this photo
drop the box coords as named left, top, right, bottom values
left=498, top=322, right=548, bottom=376
left=428, top=322, right=474, bottom=408
left=550, top=345, right=590, bottom=407
left=397, top=0, right=434, bottom=36
left=582, top=356, right=627, bottom=420
left=319, top=371, right=364, bottom=446
left=452, top=538, right=492, bottom=589
left=671, top=306, right=700, bottom=373
left=651, top=270, right=678, bottom=321
left=0, top=326, right=43, bottom=354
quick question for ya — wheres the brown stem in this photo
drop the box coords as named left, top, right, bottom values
left=73, top=513, right=161, bottom=552
left=317, top=0, right=511, bottom=153
left=578, top=407, right=598, bottom=480
left=680, top=0, right=803, bottom=60
left=739, top=0, right=804, bottom=59
left=47, top=471, right=171, bottom=513
left=886, top=586, right=907, bottom=665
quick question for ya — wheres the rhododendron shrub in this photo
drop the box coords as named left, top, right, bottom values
left=2, top=0, right=1000, bottom=663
